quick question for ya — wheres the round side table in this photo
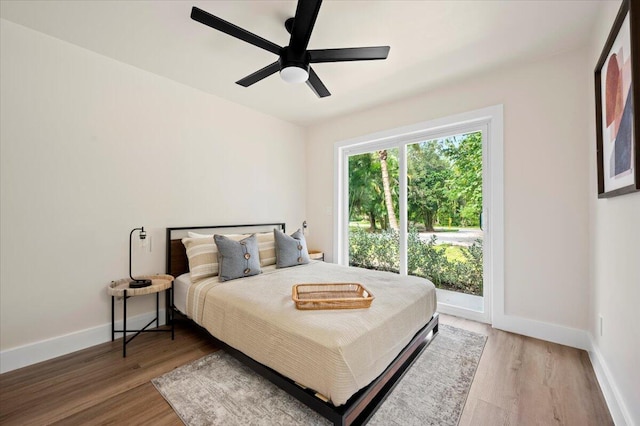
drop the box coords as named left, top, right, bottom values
left=108, top=274, right=174, bottom=357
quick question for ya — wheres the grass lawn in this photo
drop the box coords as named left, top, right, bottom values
left=436, top=244, right=466, bottom=263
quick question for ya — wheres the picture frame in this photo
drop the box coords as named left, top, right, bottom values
left=594, top=0, right=639, bottom=198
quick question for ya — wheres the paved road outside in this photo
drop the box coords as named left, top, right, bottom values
left=419, top=229, right=483, bottom=247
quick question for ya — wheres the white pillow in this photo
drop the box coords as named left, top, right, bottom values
left=256, top=232, right=276, bottom=267
left=188, top=231, right=212, bottom=238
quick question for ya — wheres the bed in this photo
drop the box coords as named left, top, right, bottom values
left=166, top=223, right=439, bottom=426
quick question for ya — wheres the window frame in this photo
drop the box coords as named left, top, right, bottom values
left=333, top=105, right=503, bottom=324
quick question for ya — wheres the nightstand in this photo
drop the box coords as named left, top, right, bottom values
left=308, top=250, right=324, bottom=261
left=108, top=274, right=174, bottom=357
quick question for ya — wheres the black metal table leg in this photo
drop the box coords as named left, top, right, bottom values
left=111, top=295, right=115, bottom=341
left=123, top=289, right=127, bottom=357
left=171, top=282, right=175, bottom=340
left=110, top=276, right=174, bottom=358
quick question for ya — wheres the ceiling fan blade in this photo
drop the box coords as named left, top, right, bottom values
left=289, top=0, right=322, bottom=54
left=191, top=7, right=281, bottom=55
left=236, top=62, right=281, bottom=87
left=306, top=67, right=330, bottom=98
left=309, top=46, right=390, bottom=63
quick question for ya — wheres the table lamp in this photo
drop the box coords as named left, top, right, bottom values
left=129, top=226, right=152, bottom=288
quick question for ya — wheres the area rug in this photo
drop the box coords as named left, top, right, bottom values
left=152, top=324, right=486, bottom=426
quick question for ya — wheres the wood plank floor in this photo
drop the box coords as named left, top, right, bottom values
left=0, top=315, right=612, bottom=425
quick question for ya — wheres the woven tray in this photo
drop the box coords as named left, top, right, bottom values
left=292, top=283, right=374, bottom=310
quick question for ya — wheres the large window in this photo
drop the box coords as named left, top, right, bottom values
left=335, top=106, right=503, bottom=323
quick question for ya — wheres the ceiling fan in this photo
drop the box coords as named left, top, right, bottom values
left=191, top=0, right=390, bottom=98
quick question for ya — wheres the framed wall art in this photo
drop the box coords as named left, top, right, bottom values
left=594, top=0, right=639, bottom=198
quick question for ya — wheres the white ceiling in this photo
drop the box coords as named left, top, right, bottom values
left=0, top=1, right=606, bottom=126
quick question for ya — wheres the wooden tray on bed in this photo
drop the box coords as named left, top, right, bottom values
left=292, top=283, right=374, bottom=310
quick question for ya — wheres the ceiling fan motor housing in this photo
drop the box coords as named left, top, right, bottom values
left=279, top=48, right=310, bottom=73
left=278, top=47, right=310, bottom=83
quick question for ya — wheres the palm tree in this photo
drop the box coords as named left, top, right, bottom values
left=378, top=150, right=398, bottom=230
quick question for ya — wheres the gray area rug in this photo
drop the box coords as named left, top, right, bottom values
left=152, top=324, right=486, bottom=426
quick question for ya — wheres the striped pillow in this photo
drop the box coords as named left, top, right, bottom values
left=182, top=234, right=245, bottom=283
left=256, top=232, right=276, bottom=267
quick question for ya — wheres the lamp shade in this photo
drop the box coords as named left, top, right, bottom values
left=280, top=66, right=309, bottom=84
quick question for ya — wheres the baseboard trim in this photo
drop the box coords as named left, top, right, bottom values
left=492, top=313, right=590, bottom=350
left=588, top=335, right=634, bottom=426
left=437, top=302, right=490, bottom=324
left=0, top=309, right=167, bottom=374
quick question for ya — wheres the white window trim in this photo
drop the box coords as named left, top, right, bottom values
left=333, top=105, right=504, bottom=324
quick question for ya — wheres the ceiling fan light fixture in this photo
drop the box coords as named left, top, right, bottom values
left=280, top=65, right=309, bottom=84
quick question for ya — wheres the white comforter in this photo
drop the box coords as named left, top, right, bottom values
left=185, top=261, right=437, bottom=406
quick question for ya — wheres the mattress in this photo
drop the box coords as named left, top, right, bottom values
left=183, top=261, right=436, bottom=406
left=173, top=273, right=191, bottom=314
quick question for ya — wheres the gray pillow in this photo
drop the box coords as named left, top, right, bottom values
left=214, top=234, right=261, bottom=281
left=274, top=229, right=310, bottom=268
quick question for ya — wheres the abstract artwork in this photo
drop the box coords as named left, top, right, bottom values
left=595, top=0, right=639, bottom=198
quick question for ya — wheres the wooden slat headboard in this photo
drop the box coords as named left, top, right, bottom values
left=165, top=223, right=286, bottom=278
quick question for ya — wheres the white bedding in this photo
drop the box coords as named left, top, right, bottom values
left=173, top=273, right=191, bottom=314
left=178, top=261, right=437, bottom=406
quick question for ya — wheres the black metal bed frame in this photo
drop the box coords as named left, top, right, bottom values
left=165, top=223, right=439, bottom=426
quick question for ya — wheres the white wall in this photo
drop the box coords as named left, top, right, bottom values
left=587, top=2, right=640, bottom=425
left=0, top=20, right=305, bottom=361
left=2, top=9, right=637, bottom=422
left=306, top=49, right=591, bottom=331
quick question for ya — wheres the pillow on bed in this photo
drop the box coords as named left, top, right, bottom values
left=182, top=234, right=246, bottom=283
left=188, top=231, right=275, bottom=267
left=188, top=231, right=212, bottom=238
left=214, top=234, right=261, bottom=281
left=256, top=232, right=276, bottom=267
left=274, top=229, right=310, bottom=268
left=181, top=237, right=218, bottom=283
